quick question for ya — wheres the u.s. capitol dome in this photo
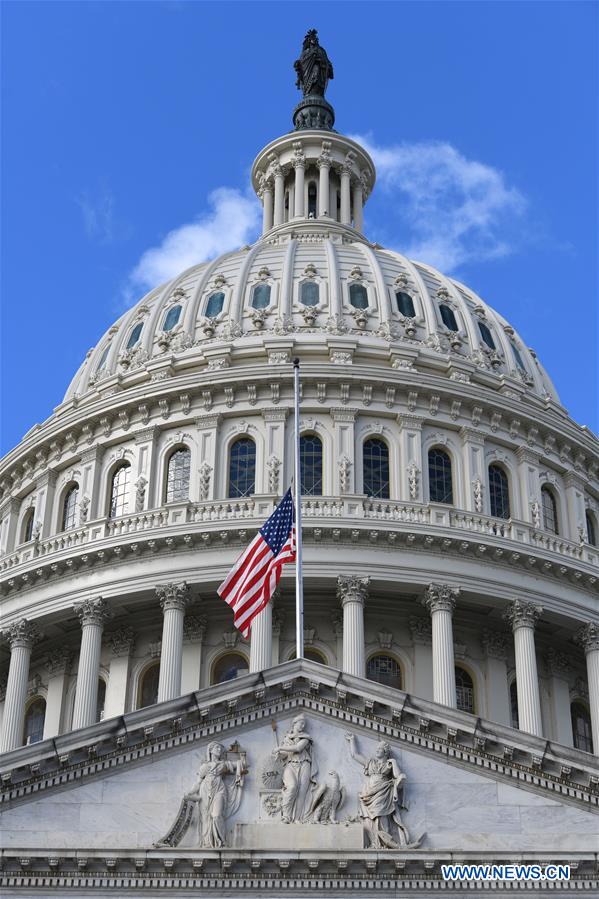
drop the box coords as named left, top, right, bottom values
left=0, top=29, right=598, bottom=898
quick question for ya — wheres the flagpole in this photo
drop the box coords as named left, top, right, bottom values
left=293, top=358, right=304, bottom=660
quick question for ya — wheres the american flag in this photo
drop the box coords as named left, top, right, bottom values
left=217, top=489, right=296, bottom=638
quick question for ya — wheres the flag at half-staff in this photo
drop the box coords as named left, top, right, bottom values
left=217, top=488, right=296, bottom=638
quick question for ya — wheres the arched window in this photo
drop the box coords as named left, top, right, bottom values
left=251, top=284, right=271, bottom=309
left=96, top=343, right=111, bottom=372
left=96, top=678, right=106, bottom=723
left=541, top=485, right=558, bottom=535
left=289, top=648, right=327, bottom=664
left=428, top=448, right=453, bottom=504
left=349, top=283, right=368, bottom=309
left=163, top=305, right=182, bottom=331
left=126, top=322, right=143, bottom=349
left=510, top=680, right=519, bottom=729
left=586, top=512, right=597, bottom=547
left=363, top=438, right=390, bottom=499
left=23, top=697, right=46, bottom=745
left=211, top=652, right=249, bottom=685
left=165, top=447, right=191, bottom=503
left=455, top=666, right=475, bottom=713
left=61, top=484, right=79, bottom=531
left=439, top=303, right=458, bottom=331
left=205, top=291, right=225, bottom=317
left=300, top=281, right=319, bottom=306
left=488, top=465, right=510, bottom=519
left=367, top=654, right=402, bottom=691
left=228, top=438, right=256, bottom=498
left=308, top=182, right=317, bottom=217
left=571, top=702, right=593, bottom=754
left=300, top=434, right=323, bottom=496
left=22, top=507, right=35, bottom=543
left=109, top=463, right=131, bottom=518
left=511, top=342, right=527, bottom=371
left=139, top=663, right=160, bottom=709
left=478, top=321, right=496, bottom=350
left=396, top=291, right=415, bottom=317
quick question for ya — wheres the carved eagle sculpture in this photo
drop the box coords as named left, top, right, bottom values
left=306, top=770, right=345, bottom=824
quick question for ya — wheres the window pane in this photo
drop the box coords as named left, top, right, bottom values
left=24, top=698, right=46, bottom=745
left=396, top=291, right=415, bottom=317
left=510, top=680, right=519, bottom=729
left=212, top=653, right=249, bottom=684
left=308, top=182, right=317, bottom=217
left=126, top=322, right=143, bottom=349
left=301, top=281, right=319, bottom=306
left=512, top=343, right=526, bottom=371
left=300, top=434, right=323, bottom=496
left=62, top=485, right=79, bottom=531
left=349, top=283, right=368, bottom=309
left=439, top=304, right=458, bottom=331
left=289, top=648, right=326, bottom=664
left=205, top=291, right=225, bottom=317
left=163, top=305, right=182, bottom=331
left=229, top=438, right=256, bottom=498
left=363, top=438, right=390, bottom=499
left=166, top=448, right=191, bottom=503
left=367, top=655, right=402, bottom=691
left=139, top=664, right=160, bottom=709
left=110, top=464, right=131, bottom=518
left=96, top=343, right=111, bottom=371
left=541, top=487, right=558, bottom=535
left=586, top=513, right=597, bottom=547
left=23, top=509, right=35, bottom=543
left=478, top=321, right=496, bottom=350
left=428, top=448, right=453, bottom=504
left=96, top=679, right=106, bottom=723
left=455, top=667, right=474, bottom=713
left=488, top=465, right=510, bottom=519
left=571, top=703, right=593, bottom=753
left=252, top=284, right=271, bottom=309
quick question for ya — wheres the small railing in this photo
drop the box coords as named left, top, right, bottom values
left=364, top=500, right=430, bottom=523
left=189, top=499, right=257, bottom=522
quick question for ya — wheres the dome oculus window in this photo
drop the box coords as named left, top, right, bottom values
left=511, top=343, right=527, bottom=371
left=478, top=321, right=496, bottom=350
left=212, top=652, right=249, bottom=685
left=228, top=437, right=256, bottom=498
left=62, top=484, right=80, bottom=531
left=300, top=281, right=319, bottom=307
left=488, top=464, right=510, bottom=519
left=139, top=663, right=160, bottom=709
left=586, top=512, right=597, bottom=547
left=541, top=485, right=558, bottom=535
left=126, top=322, right=144, bottom=349
left=205, top=291, right=225, bottom=318
left=395, top=291, right=415, bottom=318
left=162, top=304, right=182, bottom=332
left=166, top=447, right=191, bottom=503
left=571, top=702, right=593, bottom=754
left=349, top=283, right=368, bottom=310
left=96, top=343, right=111, bottom=372
left=251, top=284, right=271, bottom=310
left=23, top=697, right=46, bottom=745
left=109, top=463, right=131, bottom=518
left=300, top=434, right=323, bottom=496
left=439, top=303, right=458, bottom=331
left=455, top=666, right=475, bottom=713
left=363, top=438, right=390, bottom=499
left=367, top=654, right=402, bottom=691
left=428, top=448, right=453, bottom=505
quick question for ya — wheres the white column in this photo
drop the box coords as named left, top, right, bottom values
left=317, top=142, right=331, bottom=217
left=0, top=498, right=20, bottom=554
left=421, top=584, right=459, bottom=708
left=504, top=600, right=543, bottom=737
left=516, top=447, right=541, bottom=526
left=273, top=165, right=285, bottom=227
left=293, top=142, right=305, bottom=218
left=331, top=408, right=356, bottom=495
left=196, top=414, right=222, bottom=502
left=36, top=471, right=57, bottom=539
left=181, top=614, right=207, bottom=694
left=72, top=597, right=112, bottom=731
left=156, top=582, right=190, bottom=703
left=262, top=409, right=289, bottom=497
left=564, top=471, right=587, bottom=542
left=409, top=616, right=434, bottom=701
left=353, top=180, right=364, bottom=231
left=250, top=603, right=273, bottom=672
left=576, top=623, right=599, bottom=755
left=79, top=445, right=105, bottom=521
left=397, top=415, right=424, bottom=503
left=0, top=619, right=42, bottom=753
left=337, top=575, right=368, bottom=677
left=544, top=649, right=574, bottom=746
left=262, top=185, right=274, bottom=233
left=482, top=631, right=511, bottom=727
left=340, top=165, right=352, bottom=225
left=103, top=627, right=136, bottom=720
left=43, top=648, right=73, bottom=739
left=459, top=427, right=486, bottom=513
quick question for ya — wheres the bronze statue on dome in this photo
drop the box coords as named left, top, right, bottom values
left=294, top=29, right=334, bottom=98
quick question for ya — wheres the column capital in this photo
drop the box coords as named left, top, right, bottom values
left=337, top=575, right=369, bottom=607
left=422, top=583, right=460, bottom=615
left=74, top=597, right=113, bottom=628
left=107, top=626, right=136, bottom=657
left=183, top=614, right=208, bottom=644
left=157, top=581, right=191, bottom=613
left=482, top=629, right=509, bottom=660
left=459, top=426, right=486, bottom=445
left=45, top=647, right=73, bottom=675
left=516, top=446, right=541, bottom=465
left=292, top=141, right=306, bottom=168
left=2, top=618, right=43, bottom=650
left=503, top=599, right=543, bottom=631
left=575, top=622, right=599, bottom=654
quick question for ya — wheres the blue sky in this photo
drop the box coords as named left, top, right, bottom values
left=1, top=0, right=597, bottom=455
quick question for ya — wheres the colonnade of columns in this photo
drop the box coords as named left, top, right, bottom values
left=1, top=583, right=598, bottom=756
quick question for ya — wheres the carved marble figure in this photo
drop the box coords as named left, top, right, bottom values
left=272, top=714, right=317, bottom=823
left=346, top=734, right=421, bottom=849
left=306, top=770, right=345, bottom=823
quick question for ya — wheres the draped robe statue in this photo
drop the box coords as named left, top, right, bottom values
left=272, top=714, right=318, bottom=823
left=294, top=29, right=334, bottom=98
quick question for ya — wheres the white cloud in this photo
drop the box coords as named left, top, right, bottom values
left=351, top=134, right=526, bottom=272
left=128, top=188, right=261, bottom=294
